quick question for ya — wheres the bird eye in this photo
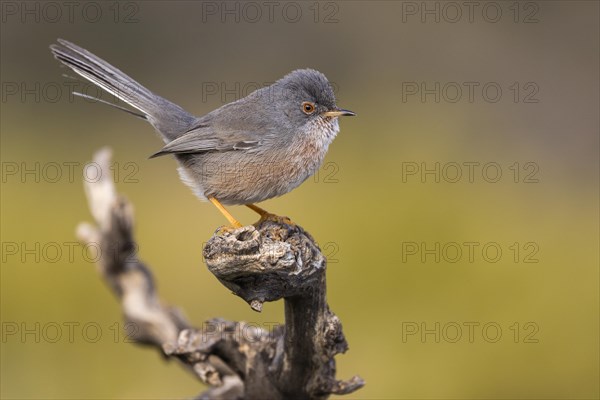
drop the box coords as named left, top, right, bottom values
left=302, top=101, right=316, bottom=114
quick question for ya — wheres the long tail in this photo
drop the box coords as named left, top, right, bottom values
left=50, top=39, right=196, bottom=142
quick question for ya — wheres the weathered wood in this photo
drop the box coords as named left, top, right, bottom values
left=77, top=148, right=364, bottom=399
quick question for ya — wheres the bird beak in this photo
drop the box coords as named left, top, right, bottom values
left=322, top=108, right=356, bottom=117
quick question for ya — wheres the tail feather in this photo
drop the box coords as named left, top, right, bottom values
left=50, top=39, right=196, bottom=142
left=72, top=92, right=147, bottom=120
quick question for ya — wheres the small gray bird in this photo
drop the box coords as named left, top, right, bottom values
left=50, top=39, right=355, bottom=227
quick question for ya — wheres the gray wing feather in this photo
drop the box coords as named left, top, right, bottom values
left=149, top=126, right=261, bottom=158
left=149, top=87, right=274, bottom=158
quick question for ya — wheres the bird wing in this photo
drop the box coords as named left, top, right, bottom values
left=149, top=88, right=276, bottom=158
left=149, top=123, right=262, bottom=158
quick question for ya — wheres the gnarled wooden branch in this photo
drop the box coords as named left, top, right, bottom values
left=76, top=148, right=364, bottom=399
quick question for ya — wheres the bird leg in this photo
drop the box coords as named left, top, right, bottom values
left=246, top=204, right=295, bottom=226
left=208, top=197, right=243, bottom=228
left=245, top=204, right=270, bottom=217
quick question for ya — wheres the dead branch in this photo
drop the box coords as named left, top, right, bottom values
left=76, top=148, right=364, bottom=399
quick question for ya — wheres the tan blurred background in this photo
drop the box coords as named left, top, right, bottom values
left=1, top=1, right=598, bottom=399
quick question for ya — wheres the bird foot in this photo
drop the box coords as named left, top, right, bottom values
left=245, top=204, right=296, bottom=227
left=253, top=212, right=296, bottom=227
left=214, top=224, right=245, bottom=236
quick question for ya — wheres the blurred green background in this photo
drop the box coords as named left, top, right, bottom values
left=1, top=1, right=598, bottom=399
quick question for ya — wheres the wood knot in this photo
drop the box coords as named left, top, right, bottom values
left=203, top=219, right=326, bottom=311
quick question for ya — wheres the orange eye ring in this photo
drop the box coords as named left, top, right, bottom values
left=302, top=101, right=316, bottom=114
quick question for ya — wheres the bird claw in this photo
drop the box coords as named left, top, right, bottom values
left=214, top=224, right=244, bottom=236
left=254, top=212, right=296, bottom=227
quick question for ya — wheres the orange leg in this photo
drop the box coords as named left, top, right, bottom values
left=208, top=197, right=242, bottom=228
left=245, top=203, right=295, bottom=226
left=246, top=203, right=269, bottom=217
